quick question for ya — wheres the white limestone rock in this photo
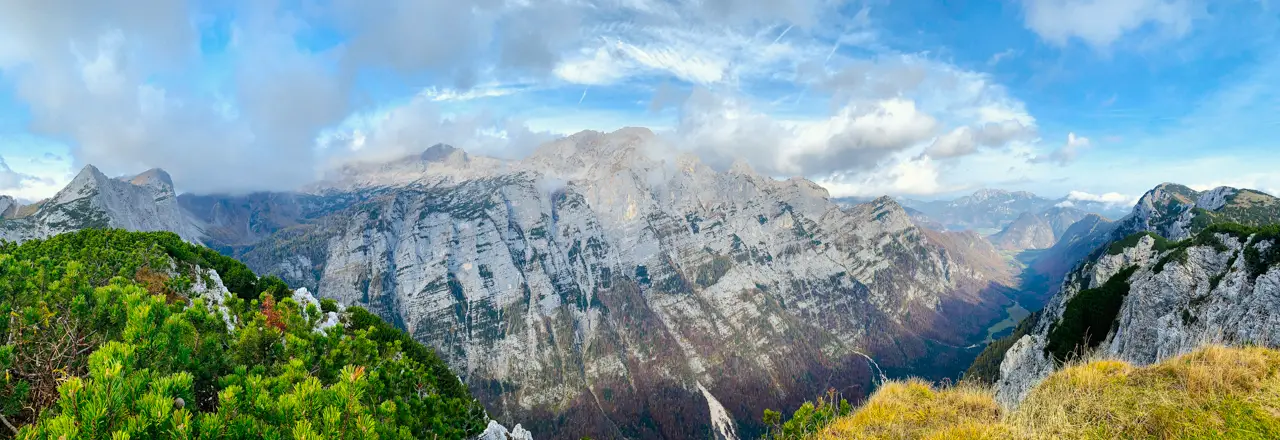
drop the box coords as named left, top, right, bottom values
left=292, top=287, right=341, bottom=331
left=995, top=334, right=1052, bottom=408
left=476, top=420, right=534, bottom=440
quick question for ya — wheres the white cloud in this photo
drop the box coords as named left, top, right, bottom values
left=0, top=155, right=52, bottom=191
left=816, top=155, right=952, bottom=197
left=0, top=0, right=1053, bottom=201
left=553, top=45, right=632, bottom=85
left=924, top=120, right=1036, bottom=159
left=0, top=1, right=578, bottom=194
left=987, top=49, right=1017, bottom=66
left=420, top=85, right=524, bottom=102
left=1035, top=132, right=1091, bottom=166
left=1067, top=190, right=1139, bottom=207
left=674, top=89, right=939, bottom=177
left=1020, top=0, right=1198, bottom=49
left=554, top=30, right=775, bottom=86
left=320, top=94, right=556, bottom=165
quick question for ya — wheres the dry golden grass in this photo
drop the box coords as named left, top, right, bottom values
left=1231, top=190, right=1278, bottom=207
left=811, top=345, right=1280, bottom=440
left=811, top=380, right=1012, bottom=440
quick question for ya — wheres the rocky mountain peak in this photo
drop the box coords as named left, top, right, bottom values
left=969, top=188, right=1038, bottom=202
left=420, top=143, right=461, bottom=162
left=972, top=188, right=1009, bottom=198
left=990, top=210, right=1055, bottom=251
left=525, top=127, right=667, bottom=181
left=50, top=165, right=110, bottom=204
left=727, top=158, right=756, bottom=176
left=966, top=188, right=1010, bottom=203
left=611, top=126, right=657, bottom=140
left=128, top=168, right=177, bottom=199
left=860, top=195, right=914, bottom=230
left=129, top=168, right=174, bottom=186
left=75, top=164, right=107, bottom=180
left=1143, top=183, right=1199, bottom=205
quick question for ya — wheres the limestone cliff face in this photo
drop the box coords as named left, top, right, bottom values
left=990, top=207, right=1090, bottom=252
left=995, top=184, right=1280, bottom=407
left=234, top=129, right=1013, bottom=439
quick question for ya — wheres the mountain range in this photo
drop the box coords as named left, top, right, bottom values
left=3, top=127, right=1278, bottom=439
left=898, top=189, right=1130, bottom=232
left=0, top=128, right=1018, bottom=439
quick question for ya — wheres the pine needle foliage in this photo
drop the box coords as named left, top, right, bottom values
left=0, top=229, right=487, bottom=439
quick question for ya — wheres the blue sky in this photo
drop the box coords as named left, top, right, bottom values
left=0, top=0, right=1277, bottom=205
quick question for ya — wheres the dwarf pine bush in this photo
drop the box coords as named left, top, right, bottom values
left=0, top=229, right=487, bottom=439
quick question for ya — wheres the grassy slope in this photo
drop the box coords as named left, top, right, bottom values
left=811, top=345, right=1280, bottom=439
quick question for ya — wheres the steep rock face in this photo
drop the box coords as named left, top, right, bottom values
left=836, top=197, right=943, bottom=231
left=995, top=235, right=1158, bottom=406
left=990, top=212, right=1055, bottom=251
left=0, top=166, right=201, bottom=243
left=990, top=207, right=1089, bottom=252
left=996, top=219, right=1280, bottom=407
left=1039, top=206, right=1091, bottom=238
left=0, top=195, right=19, bottom=218
left=178, top=191, right=371, bottom=249
left=237, top=129, right=1013, bottom=439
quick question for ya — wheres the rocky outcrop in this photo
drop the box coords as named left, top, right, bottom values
left=477, top=420, right=534, bottom=440
left=996, top=219, right=1280, bottom=407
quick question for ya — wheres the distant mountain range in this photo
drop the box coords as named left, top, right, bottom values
left=896, top=189, right=1131, bottom=232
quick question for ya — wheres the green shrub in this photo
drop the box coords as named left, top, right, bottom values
left=762, top=388, right=853, bottom=440
left=320, top=298, right=339, bottom=314
left=1107, top=232, right=1171, bottom=256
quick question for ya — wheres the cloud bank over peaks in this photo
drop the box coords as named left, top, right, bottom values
left=318, top=92, right=558, bottom=167
left=1065, top=190, right=1140, bottom=208
left=672, top=88, right=939, bottom=177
